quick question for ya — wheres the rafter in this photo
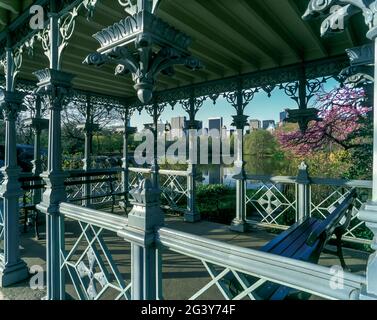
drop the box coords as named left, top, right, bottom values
left=160, top=3, right=260, bottom=69
left=0, top=0, right=22, bottom=14
left=240, top=0, right=303, bottom=60
left=193, top=0, right=281, bottom=65
left=287, top=0, right=328, bottom=57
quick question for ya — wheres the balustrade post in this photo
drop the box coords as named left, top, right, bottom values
left=120, top=179, right=164, bottom=300
left=0, top=37, right=29, bottom=287
left=296, top=162, right=311, bottom=222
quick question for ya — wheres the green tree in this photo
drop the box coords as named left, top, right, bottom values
left=244, top=130, right=279, bottom=156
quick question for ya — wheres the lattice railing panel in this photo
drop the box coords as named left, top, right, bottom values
left=310, top=185, right=372, bottom=243
left=160, top=173, right=188, bottom=213
left=246, top=181, right=296, bottom=227
left=90, top=175, right=115, bottom=205
left=66, top=176, right=84, bottom=202
left=128, top=170, right=151, bottom=191
left=62, top=219, right=131, bottom=300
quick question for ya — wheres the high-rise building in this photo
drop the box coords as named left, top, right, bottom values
left=263, top=120, right=275, bottom=130
left=184, top=120, right=203, bottom=132
left=266, top=123, right=276, bottom=133
left=208, top=117, right=223, bottom=135
left=249, top=119, right=261, bottom=131
left=170, top=116, right=187, bottom=139
left=280, top=110, right=288, bottom=123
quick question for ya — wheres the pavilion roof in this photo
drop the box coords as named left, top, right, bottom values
left=0, top=0, right=371, bottom=101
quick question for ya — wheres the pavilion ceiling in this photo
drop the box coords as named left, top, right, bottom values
left=0, top=0, right=371, bottom=99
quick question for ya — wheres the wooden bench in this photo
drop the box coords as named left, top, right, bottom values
left=226, top=189, right=357, bottom=300
left=17, top=170, right=124, bottom=239
left=65, top=170, right=125, bottom=212
left=19, top=175, right=45, bottom=240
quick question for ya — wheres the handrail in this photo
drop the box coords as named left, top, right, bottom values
left=246, top=174, right=372, bottom=189
left=156, top=227, right=365, bottom=300
left=129, top=167, right=189, bottom=177
left=246, top=175, right=297, bottom=184
left=66, top=168, right=122, bottom=178
left=59, top=202, right=128, bottom=233
left=128, top=167, right=152, bottom=174
left=159, top=169, right=189, bottom=177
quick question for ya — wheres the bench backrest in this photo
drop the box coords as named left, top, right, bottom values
left=306, top=189, right=356, bottom=248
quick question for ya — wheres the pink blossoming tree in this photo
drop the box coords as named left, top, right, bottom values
left=276, top=86, right=370, bottom=156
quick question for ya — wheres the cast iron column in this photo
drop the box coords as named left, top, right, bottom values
left=0, top=38, right=29, bottom=287
left=0, top=91, right=29, bottom=287
left=120, top=109, right=132, bottom=211
left=34, top=4, right=75, bottom=300
left=82, top=96, right=92, bottom=207
left=182, top=96, right=203, bottom=223
left=150, top=104, right=161, bottom=189
left=226, top=87, right=252, bottom=233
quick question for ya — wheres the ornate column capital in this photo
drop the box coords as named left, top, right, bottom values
left=0, top=91, right=25, bottom=121
left=224, top=87, right=256, bottom=115
left=181, top=96, right=205, bottom=128
left=232, top=115, right=249, bottom=130
left=33, top=69, right=75, bottom=109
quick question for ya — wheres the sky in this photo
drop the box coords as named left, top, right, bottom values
left=130, top=79, right=339, bottom=131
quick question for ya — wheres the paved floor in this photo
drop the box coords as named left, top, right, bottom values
left=0, top=212, right=370, bottom=300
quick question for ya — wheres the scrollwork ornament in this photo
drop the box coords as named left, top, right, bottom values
left=303, top=0, right=377, bottom=40
left=223, top=88, right=256, bottom=113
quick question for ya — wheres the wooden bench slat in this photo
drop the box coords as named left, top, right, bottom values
left=260, top=218, right=314, bottom=253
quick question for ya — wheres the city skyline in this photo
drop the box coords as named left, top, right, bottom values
left=130, top=79, right=338, bottom=131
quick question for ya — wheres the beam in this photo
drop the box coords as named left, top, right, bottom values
left=124, top=54, right=349, bottom=107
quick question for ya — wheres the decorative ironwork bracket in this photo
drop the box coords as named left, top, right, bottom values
left=303, top=0, right=377, bottom=40
left=84, top=10, right=203, bottom=104
left=118, top=0, right=161, bottom=16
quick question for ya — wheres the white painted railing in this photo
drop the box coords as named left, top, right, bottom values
left=246, top=174, right=373, bottom=245
left=128, top=167, right=190, bottom=214
left=59, top=203, right=131, bottom=300
left=157, top=227, right=365, bottom=300
left=56, top=202, right=366, bottom=300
